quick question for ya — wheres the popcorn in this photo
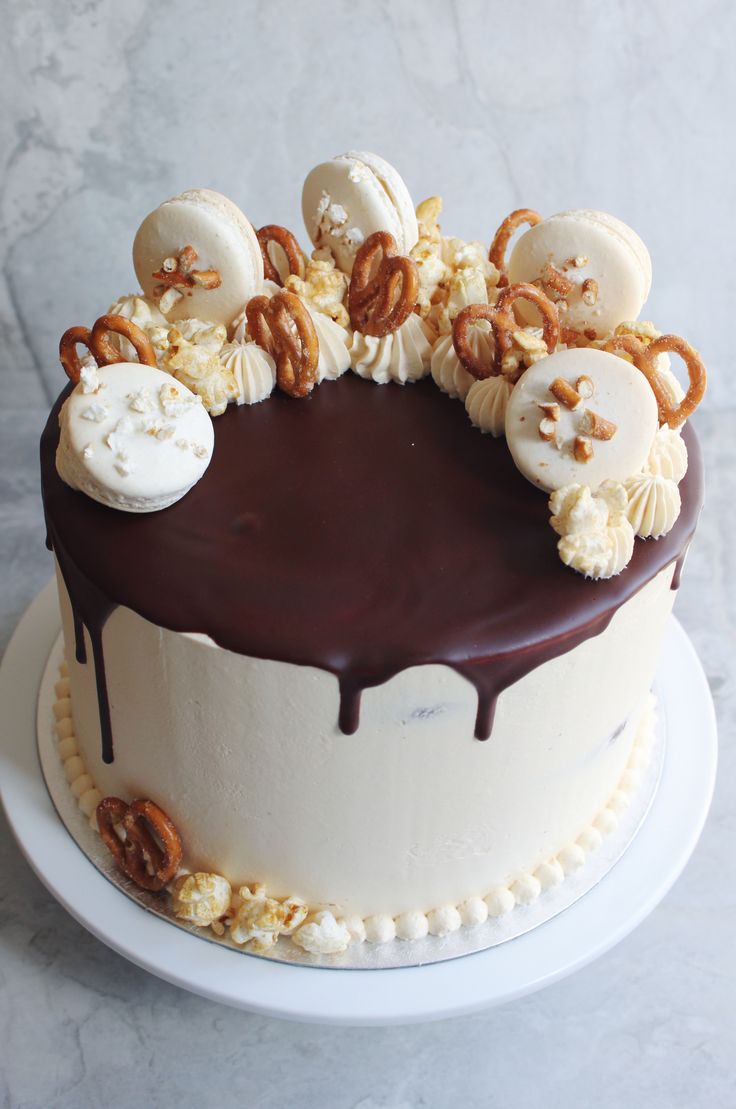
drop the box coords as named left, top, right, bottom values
left=415, top=195, right=443, bottom=245
left=80, top=403, right=108, bottom=423
left=162, top=327, right=237, bottom=417
left=285, top=255, right=350, bottom=328
left=549, top=481, right=634, bottom=579
left=229, top=884, right=308, bottom=952
left=171, top=872, right=232, bottom=926
left=159, top=382, right=201, bottom=418
left=410, top=237, right=449, bottom=319
left=291, top=911, right=351, bottom=955
left=127, top=387, right=154, bottom=413
left=79, top=364, right=101, bottom=394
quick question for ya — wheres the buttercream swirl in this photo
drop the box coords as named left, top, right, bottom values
left=465, top=376, right=513, bottom=437
left=219, top=341, right=276, bottom=406
left=349, top=314, right=434, bottom=385
left=645, top=425, right=688, bottom=482
left=624, top=473, right=681, bottom=539
left=310, top=310, right=351, bottom=381
left=430, top=333, right=478, bottom=400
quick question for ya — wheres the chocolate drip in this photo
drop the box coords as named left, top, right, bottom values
left=41, top=376, right=704, bottom=752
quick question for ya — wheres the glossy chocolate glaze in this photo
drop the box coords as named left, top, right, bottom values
left=41, top=374, right=703, bottom=761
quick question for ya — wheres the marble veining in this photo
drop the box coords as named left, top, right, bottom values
left=1, top=1, right=735, bottom=1105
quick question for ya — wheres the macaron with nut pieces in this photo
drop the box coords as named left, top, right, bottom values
left=508, top=210, right=652, bottom=335
left=133, top=188, right=264, bottom=326
left=505, top=347, right=659, bottom=493
left=56, top=362, right=214, bottom=512
left=302, top=151, right=419, bottom=274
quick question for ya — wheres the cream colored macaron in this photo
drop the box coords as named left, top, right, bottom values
left=133, top=188, right=263, bottom=326
left=505, top=347, right=658, bottom=493
left=302, top=151, right=418, bottom=274
left=56, top=363, right=214, bottom=512
left=508, top=210, right=652, bottom=335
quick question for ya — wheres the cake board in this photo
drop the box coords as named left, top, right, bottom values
left=0, top=581, right=717, bottom=1026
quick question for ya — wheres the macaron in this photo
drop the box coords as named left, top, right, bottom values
left=505, top=347, right=658, bottom=493
left=302, top=151, right=418, bottom=274
left=133, top=189, right=264, bottom=326
left=508, top=210, right=652, bottom=335
left=56, top=362, right=214, bottom=512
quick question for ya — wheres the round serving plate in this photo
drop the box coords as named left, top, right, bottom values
left=0, top=581, right=717, bottom=1026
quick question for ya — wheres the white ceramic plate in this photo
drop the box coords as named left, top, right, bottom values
left=0, top=581, right=717, bottom=1026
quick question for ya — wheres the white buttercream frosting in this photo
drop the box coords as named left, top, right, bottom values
left=363, top=914, right=397, bottom=944
left=350, top=314, right=434, bottom=385
left=310, top=309, right=351, bottom=380
left=550, top=481, right=635, bottom=579
left=106, top=294, right=167, bottom=361
left=219, top=341, right=276, bottom=405
left=484, top=887, right=515, bottom=917
left=645, top=425, right=688, bottom=482
left=624, top=473, right=681, bottom=539
left=427, top=905, right=462, bottom=937
left=430, top=333, right=479, bottom=400
left=465, top=376, right=513, bottom=437
left=394, top=910, right=429, bottom=941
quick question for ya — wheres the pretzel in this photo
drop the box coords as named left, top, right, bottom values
left=256, top=224, right=304, bottom=286
left=348, top=231, right=419, bottom=337
left=97, top=796, right=183, bottom=892
left=489, top=208, right=542, bottom=286
left=604, top=333, right=706, bottom=428
left=151, top=244, right=221, bottom=291
left=246, top=290, right=319, bottom=398
left=59, top=315, right=157, bottom=384
left=452, top=283, right=559, bottom=381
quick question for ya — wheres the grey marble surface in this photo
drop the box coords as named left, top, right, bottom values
left=1, top=1, right=735, bottom=1106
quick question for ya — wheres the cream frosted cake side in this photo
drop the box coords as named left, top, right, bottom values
left=41, top=152, right=706, bottom=955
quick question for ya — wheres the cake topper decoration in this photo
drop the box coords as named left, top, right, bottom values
left=246, top=289, right=319, bottom=397
left=59, top=315, right=157, bottom=383
left=256, top=224, right=305, bottom=286
left=488, top=208, right=542, bottom=287
left=504, top=348, right=659, bottom=494
left=507, top=210, right=652, bottom=336
left=453, top=283, right=559, bottom=381
left=97, top=797, right=183, bottom=892
left=604, top=333, right=707, bottom=428
left=133, top=188, right=263, bottom=325
left=348, top=231, right=419, bottom=337
left=302, top=151, right=419, bottom=275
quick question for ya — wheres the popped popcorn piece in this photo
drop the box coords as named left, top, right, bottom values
left=229, top=884, right=308, bottom=952
left=292, top=911, right=351, bottom=955
left=162, top=328, right=237, bottom=417
left=549, top=481, right=634, bottom=579
left=127, top=387, right=154, bottom=413
left=285, top=255, right=350, bottom=328
left=114, top=451, right=135, bottom=477
left=80, top=403, right=108, bottom=423
left=80, top=364, right=101, bottom=394
left=415, top=195, right=443, bottom=244
left=159, top=382, right=202, bottom=418
left=171, top=872, right=232, bottom=926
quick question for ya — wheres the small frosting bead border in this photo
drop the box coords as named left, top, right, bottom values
left=52, top=667, right=655, bottom=953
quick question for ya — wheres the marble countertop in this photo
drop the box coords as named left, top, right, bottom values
left=2, top=1, right=735, bottom=1104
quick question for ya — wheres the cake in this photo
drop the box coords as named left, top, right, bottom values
left=41, top=152, right=706, bottom=956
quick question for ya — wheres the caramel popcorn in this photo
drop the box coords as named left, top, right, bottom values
left=285, top=254, right=350, bottom=328
left=229, top=884, right=308, bottom=952
left=161, top=325, right=236, bottom=417
left=415, top=195, right=443, bottom=244
left=550, top=481, right=634, bottom=579
left=171, top=872, right=232, bottom=926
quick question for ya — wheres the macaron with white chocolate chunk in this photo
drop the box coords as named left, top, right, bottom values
left=302, top=151, right=418, bottom=274
left=508, top=210, right=652, bottom=336
left=133, top=189, right=264, bottom=325
left=505, top=347, right=658, bottom=493
left=56, top=362, right=214, bottom=512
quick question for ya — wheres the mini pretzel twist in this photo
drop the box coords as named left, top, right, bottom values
left=246, top=290, right=319, bottom=398
left=59, top=315, right=157, bottom=384
left=452, top=283, right=559, bottom=381
left=348, top=231, right=419, bottom=337
left=604, top=334, right=706, bottom=428
left=489, top=208, right=542, bottom=286
left=97, top=797, right=183, bottom=892
left=256, top=224, right=304, bottom=286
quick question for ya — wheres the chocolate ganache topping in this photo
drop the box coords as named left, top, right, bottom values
left=41, top=373, right=703, bottom=762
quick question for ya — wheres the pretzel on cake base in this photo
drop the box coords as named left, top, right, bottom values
left=256, top=224, right=305, bottom=286
left=348, top=231, right=420, bottom=337
left=59, top=315, right=157, bottom=384
left=246, top=289, right=319, bottom=398
left=97, top=796, right=183, bottom=892
left=489, top=208, right=542, bottom=286
left=604, top=333, right=706, bottom=428
left=453, top=282, right=559, bottom=381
